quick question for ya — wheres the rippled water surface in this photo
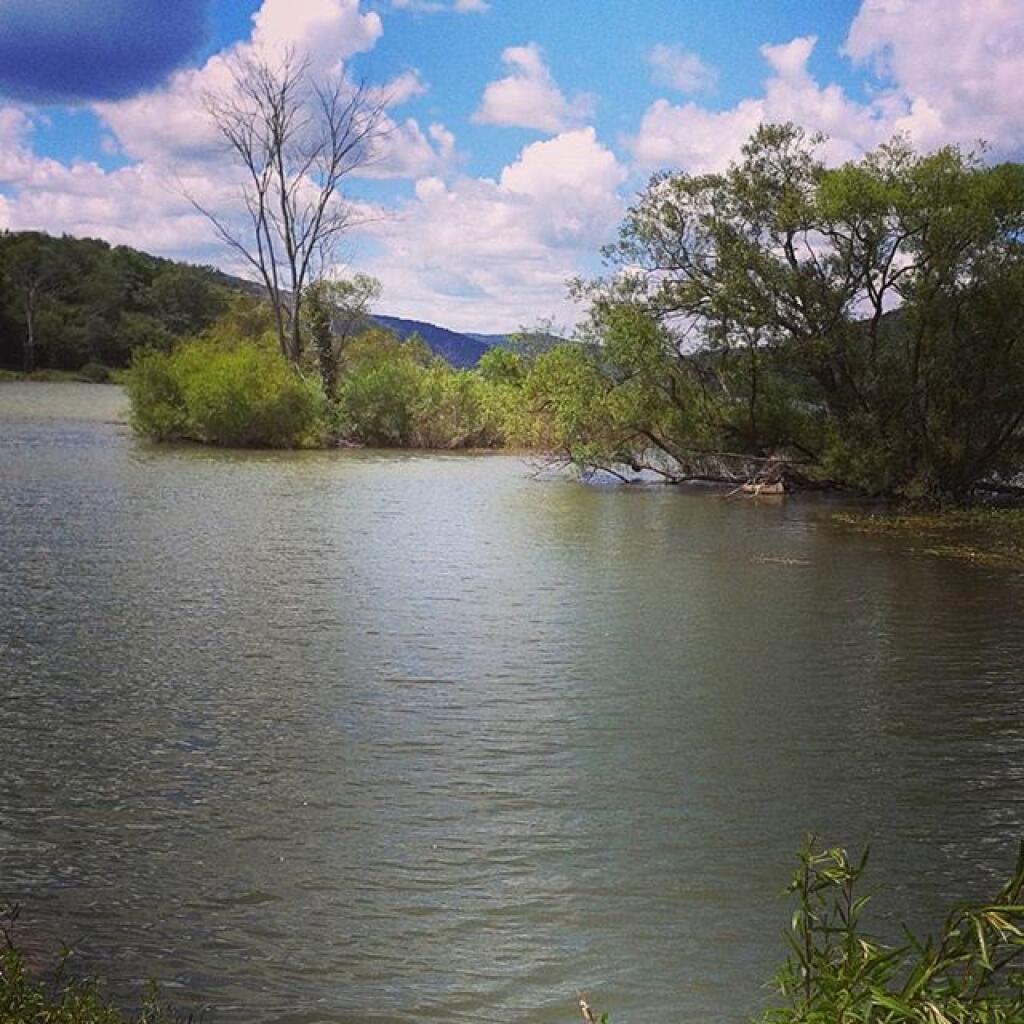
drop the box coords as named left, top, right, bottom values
left=3, top=382, right=1024, bottom=1024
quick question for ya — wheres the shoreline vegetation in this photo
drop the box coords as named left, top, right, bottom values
left=8, top=841, right=1024, bottom=1024
left=6, top=123, right=1024, bottom=504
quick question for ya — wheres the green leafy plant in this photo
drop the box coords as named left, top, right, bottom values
left=0, top=905, right=187, bottom=1024
left=762, top=839, right=1024, bottom=1024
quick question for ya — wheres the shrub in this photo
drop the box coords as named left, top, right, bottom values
left=78, top=362, right=111, bottom=383
left=338, top=358, right=420, bottom=445
left=126, top=340, right=324, bottom=448
left=0, top=906, right=180, bottom=1024
left=410, top=366, right=501, bottom=449
left=125, top=349, right=187, bottom=442
left=174, top=340, right=324, bottom=447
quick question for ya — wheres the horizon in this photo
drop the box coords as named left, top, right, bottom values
left=0, top=0, right=1021, bottom=332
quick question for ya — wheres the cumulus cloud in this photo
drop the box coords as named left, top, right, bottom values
left=0, top=0, right=210, bottom=103
left=0, top=0, right=453, bottom=266
left=630, top=35, right=889, bottom=174
left=843, top=0, right=1024, bottom=153
left=374, top=69, right=429, bottom=106
left=648, top=44, right=717, bottom=94
left=250, top=0, right=382, bottom=72
left=473, top=43, right=594, bottom=134
left=92, top=0, right=450, bottom=182
left=632, top=2, right=1024, bottom=178
left=0, top=108, right=222, bottom=258
left=358, top=128, right=627, bottom=329
left=94, top=0, right=386, bottom=166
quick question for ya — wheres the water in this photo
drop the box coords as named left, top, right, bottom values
left=3, top=382, right=1024, bottom=1024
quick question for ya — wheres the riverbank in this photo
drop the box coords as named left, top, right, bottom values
left=0, top=367, right=127, bottom=384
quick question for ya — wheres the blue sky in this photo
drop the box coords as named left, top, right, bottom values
left=0, top=0, right=1021, bottom=331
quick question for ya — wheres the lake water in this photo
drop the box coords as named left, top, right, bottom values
left=3, top=382, right=1024, bottom=1024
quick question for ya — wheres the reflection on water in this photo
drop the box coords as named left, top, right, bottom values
left=2, top=383, right=1024, bottom=1024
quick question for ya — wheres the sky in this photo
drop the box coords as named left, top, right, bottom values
left=1, top=0, right=1023, bottom=332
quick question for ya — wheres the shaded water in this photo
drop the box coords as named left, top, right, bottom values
left=2, top=382, right=1024, bottom=1024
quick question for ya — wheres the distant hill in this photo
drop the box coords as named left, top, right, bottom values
left=371, top=314, right=491, bottom=369
left=466, top=332, right=511, bottom=348
left=0, top=229, right=545, bottom=371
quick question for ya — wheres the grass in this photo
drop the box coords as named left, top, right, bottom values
left=0, top=367, right=128, bottom=384
left=833, top=506, right=1024, bottom=569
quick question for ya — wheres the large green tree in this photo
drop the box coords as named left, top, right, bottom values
left=576, top=125, right=1024, bottom=498
left=0, top=232, right=65, bottom=372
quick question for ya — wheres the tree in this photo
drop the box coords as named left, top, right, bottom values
left=302, top=272, right=381, bottom=400
left=578, top=124, right=1024, bottom=498
left=195, top=51, right=387, bottom=367
left=0, top=232, right=64, bottom=372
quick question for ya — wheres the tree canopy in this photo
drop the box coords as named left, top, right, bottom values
left=0, top=231, right=234, bottom=371
left=569, top=125, right=1024, bottom=499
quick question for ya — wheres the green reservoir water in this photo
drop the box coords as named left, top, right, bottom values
left=3, top=382, right=1024, bottom=1024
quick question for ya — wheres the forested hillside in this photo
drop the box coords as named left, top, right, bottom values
left=0, top=231, right=240, bottom=371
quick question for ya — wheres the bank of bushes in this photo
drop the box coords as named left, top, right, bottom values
left=126, top=340, right=325, bottom=448
left=124, top=310, right=578, bottom=451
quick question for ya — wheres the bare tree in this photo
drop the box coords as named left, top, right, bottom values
left=193, top=50, right=387, bottom=365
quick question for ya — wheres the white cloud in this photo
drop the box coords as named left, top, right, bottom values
left=632, top=2, right=1024, bottom=178
left=629, top=34, right=888, bottom=174
left=648, top=44, right=717, bottom=94
left=374, top=69, right=428, bottom=106
left=473, top=43, right=594, bottom=134
left=0, top=0, right=454, bottom=268
left=94, top=0, right=385, bottom=166
left=843, top=0, right=1024, bottom=153
left=357, top=128, right=626, bottom=329
left=251, top=0, right=383, bottom=71
left=0, top=118, right=221, bottom=258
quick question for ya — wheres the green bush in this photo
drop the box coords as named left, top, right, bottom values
left=411, top=366, right=502, bottom=449
left=338, top=358, right=421, bottom=445
left=126, top=339, right=324, bottom=449
left=125, top=349, right=188, bottom=442
left=78, top=362, right=111, bottom=384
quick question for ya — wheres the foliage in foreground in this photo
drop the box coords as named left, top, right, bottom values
left=0, top=907, right=182, bottom=1024
left=581, top=842, right=1024, bottom=1024
left=7, top=844, right=1024, bottom=1024
left=758, top=839, right=1024, bottom=1023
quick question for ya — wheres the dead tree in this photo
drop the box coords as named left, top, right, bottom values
left=194, top=50, right=387, bottom=365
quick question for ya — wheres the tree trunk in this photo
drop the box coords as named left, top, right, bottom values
left=22, top=292, right=36, bottom=373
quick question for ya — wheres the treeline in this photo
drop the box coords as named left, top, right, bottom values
left=0, top=231, right=234, bottom=372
